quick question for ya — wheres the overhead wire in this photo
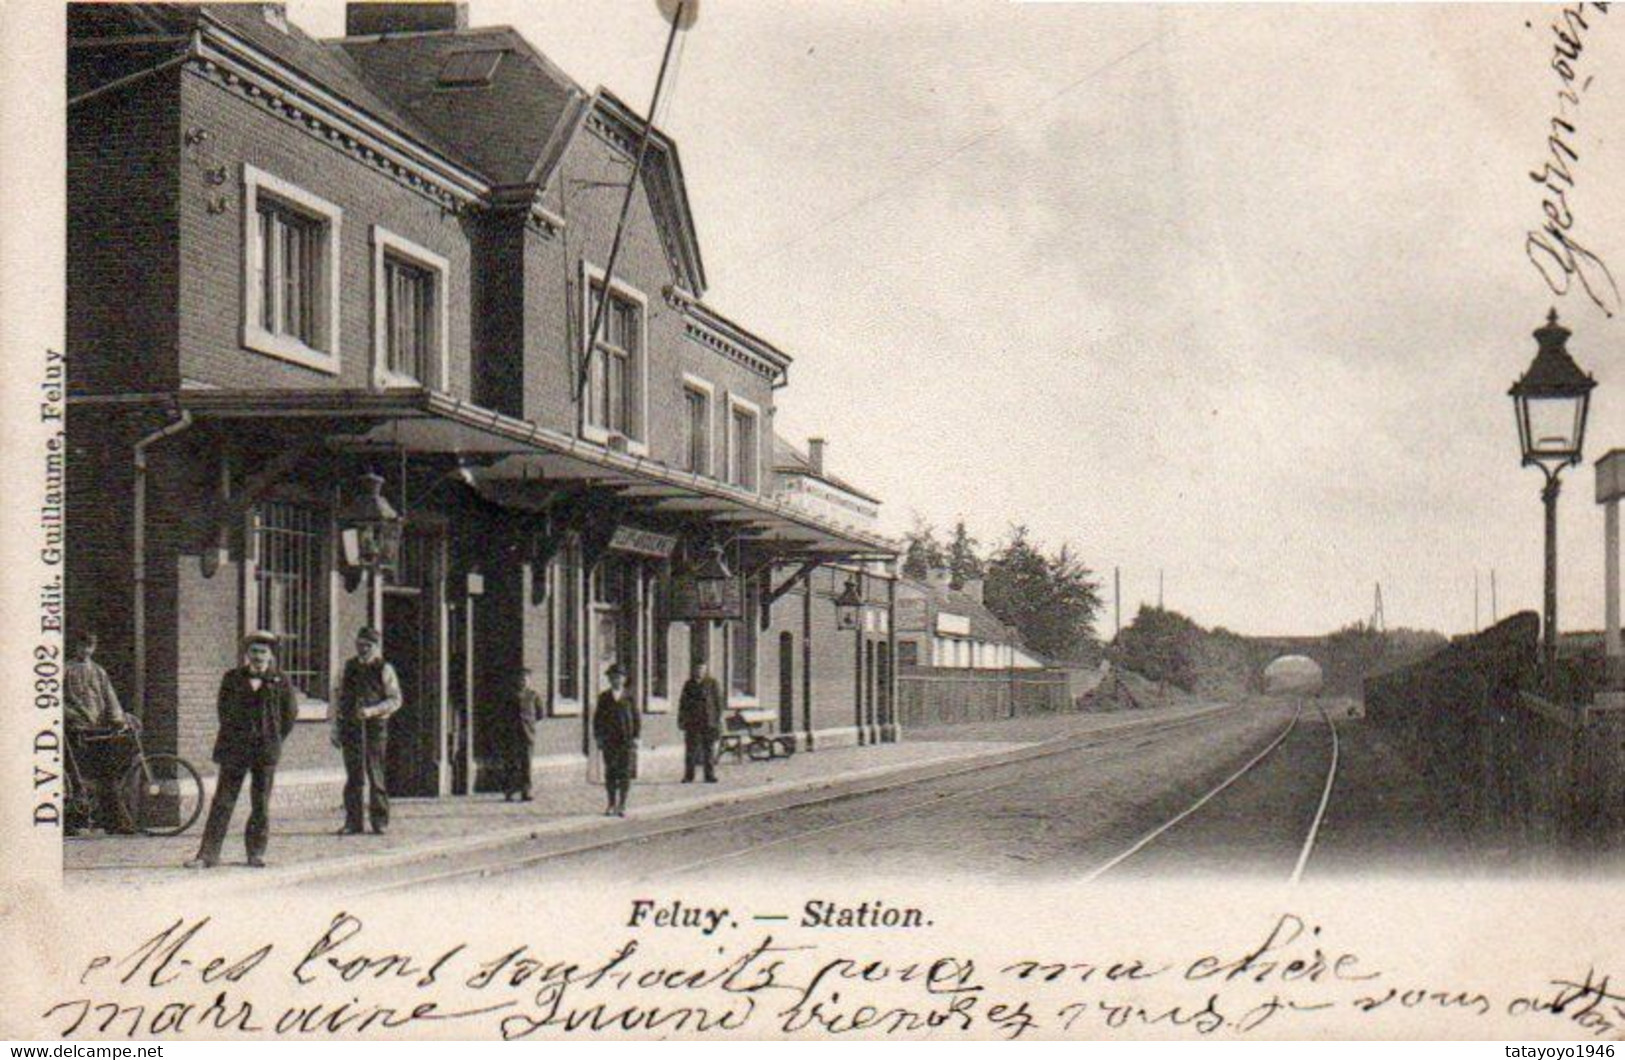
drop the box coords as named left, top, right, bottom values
left=654, top=18, right=691, bottom=129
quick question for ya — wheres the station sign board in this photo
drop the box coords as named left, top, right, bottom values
left=1598, top=450, right=1625, bottom=505
left=607, top=526, right=679, bottom=559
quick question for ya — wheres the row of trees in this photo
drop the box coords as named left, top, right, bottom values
left=901, top=518, right=1103, bottom=663
left=903, top=517, right=1450, bottom=688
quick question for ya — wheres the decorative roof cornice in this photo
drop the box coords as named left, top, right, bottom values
left=583, top=90, right=707, bottom=298
left=665, top=287, right=792, bottom=381
left=678, top=321, right=777, bottom=381
left=191, top=20, right=489, bottom=209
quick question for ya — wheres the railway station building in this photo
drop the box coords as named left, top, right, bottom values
left=66, top=2, right=898, bottom=801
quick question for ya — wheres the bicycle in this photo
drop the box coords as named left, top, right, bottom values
left=65, top=724, right=206, bottom=837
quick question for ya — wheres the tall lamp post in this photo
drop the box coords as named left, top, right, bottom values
left=834, top=576, right=865, bottom=746
left=1510, top=308, right=1596, bottom=682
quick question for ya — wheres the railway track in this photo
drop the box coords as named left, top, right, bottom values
left=1082, top=697, right=1340, bottom=883
left=360, top=701, right=1253, bottom=892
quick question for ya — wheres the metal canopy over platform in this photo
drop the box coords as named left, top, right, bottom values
left=95, top=387, right=897, bottom=560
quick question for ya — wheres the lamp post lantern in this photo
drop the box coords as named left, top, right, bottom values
left=833, top=576, right=866, bottom=745
left=1510, top=308, right=1597, bottom=681
left=834, top=576, right=864, bottom=632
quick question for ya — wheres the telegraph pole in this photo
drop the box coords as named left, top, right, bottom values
left=1114, top=566, right=1121, bottom=639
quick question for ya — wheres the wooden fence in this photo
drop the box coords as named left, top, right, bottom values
left=1364, top=611, right=1625, bottom=848
left=897, top=665, right=1075, bottom=727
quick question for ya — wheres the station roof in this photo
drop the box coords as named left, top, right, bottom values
left=80, top=389, right=897, bottom=560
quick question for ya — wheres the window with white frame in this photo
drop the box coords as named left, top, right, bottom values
left=243, top=165, right=341, bottom=373
left=727, top=396, right=760, bottom=492
left=682, top=376, right=712, bottom=475
left=582, top=265, right=646, bottom=447
left=252, top=502, right=327, bottom=701
left=372, top=227, right=448, bottom=390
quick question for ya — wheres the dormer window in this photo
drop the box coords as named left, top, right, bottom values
left=438, top=49, right=504, bottom=88
left=262, top=3, right=290, bottom=34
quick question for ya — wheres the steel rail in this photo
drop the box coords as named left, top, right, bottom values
left=648, top=702, right=1261, bottom=880
left=360, top=702, right=1247, bottom=891
left=1081, top=700, right=1305, bottom=882
left=1290, top=699, right=1339, bottom=884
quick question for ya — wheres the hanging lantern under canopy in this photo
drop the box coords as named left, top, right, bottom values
left=834, top=576, right=865, bottom=631
left=338, top=470, right=404, bottom=573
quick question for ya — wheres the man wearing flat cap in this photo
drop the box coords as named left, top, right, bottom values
left=332, top=626, right=402, bottom=835
left=187, top=631, right=298, bottom=868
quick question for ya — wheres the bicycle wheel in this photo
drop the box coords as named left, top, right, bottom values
left=122, top=754, right=206, bottom=837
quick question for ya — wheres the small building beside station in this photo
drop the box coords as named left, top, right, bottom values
left=895, top=570, right=1043, bottom=671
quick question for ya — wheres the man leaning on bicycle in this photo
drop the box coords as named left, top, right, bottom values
left=65, top=630, right=139, bottom=836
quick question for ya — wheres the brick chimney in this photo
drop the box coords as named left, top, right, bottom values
left=962, top=577, right=985, bottom=604
left=807, top=437, right=826, bottom=475
left=346, top=3, right=468, bottom=36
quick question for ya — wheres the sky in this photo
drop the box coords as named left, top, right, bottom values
left=291, top=1, right=1625, bottom=638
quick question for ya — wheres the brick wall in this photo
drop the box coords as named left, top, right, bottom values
left=531, top=127, right=777, bottom=489
left=171, top=460, right=239, bottom=768
left=762, top=565, right=893, bottom=741
left=520, top=221, right=576, bottom=429
left=471, top=214, right=527, bottom=416
left=64, top=411, right=140, bottom=699
left=68, top=73, right=180, bottom=394
left=176, top=69, right=474, bottom=397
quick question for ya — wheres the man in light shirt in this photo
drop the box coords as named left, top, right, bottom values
left=65, top=631, right=137, bottom=835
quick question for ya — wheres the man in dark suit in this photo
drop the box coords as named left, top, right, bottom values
left=186, top=631, right=298, bottom=868
left=677, top=660, right=723, bottom=784
left=332, top=626, right=402, bottom=835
